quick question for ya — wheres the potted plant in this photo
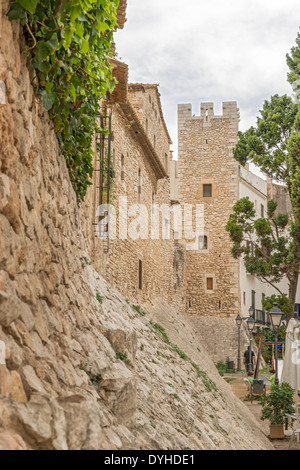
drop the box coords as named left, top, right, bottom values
left=260, top=382, right=294, bottom=439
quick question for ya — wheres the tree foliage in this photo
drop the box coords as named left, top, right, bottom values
left=226, top=197, right=295, bottom=315
left=233, top=94, right=297, bottom=183
left=8, top=0, right=119, bottom=201
left=226, top=33, right=300, bottom=315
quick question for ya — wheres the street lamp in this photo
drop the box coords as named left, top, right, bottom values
left=248, top=305, right=255, bottom=318
left=269, top=303, right=284, bottom=385
left=247, top=316, right=256, bottom=372
left=235, top=315, right=243, bottom=371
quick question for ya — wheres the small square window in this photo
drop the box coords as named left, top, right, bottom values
left=203, top=184, right=212, bottom=198
left=206, top=277, right=213, bottom=290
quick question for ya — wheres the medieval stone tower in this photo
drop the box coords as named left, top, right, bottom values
left=177, top=102, right=241, bottom=318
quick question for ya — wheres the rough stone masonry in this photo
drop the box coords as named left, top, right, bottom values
left=0, top=2, right=274, bottom=450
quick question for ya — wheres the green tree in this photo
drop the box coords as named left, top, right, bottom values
left=226, top=33, right=300, bottom=317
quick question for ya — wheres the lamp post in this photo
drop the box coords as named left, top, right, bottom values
left=247, top=315, right=256, bottom=372
left=248, top=305, right=255, bottom=319
left=235, top=314, right=243, bottom=372
left=269, top=303, right=284, bottom=386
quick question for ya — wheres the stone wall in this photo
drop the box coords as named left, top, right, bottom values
left=177, top=102, right=240, bottom=318
left=0, top=3, right=275, bottom=450
left=189, top=315, right=260, bottom=367
left=81, top=86, right=186, bottom=313
left=128, top=84, right=172, bottom=175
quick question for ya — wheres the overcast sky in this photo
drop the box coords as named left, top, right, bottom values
left=115, top=0, right=300, bottom=159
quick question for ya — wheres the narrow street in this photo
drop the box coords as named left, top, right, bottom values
left=228, top=376, right=300, bottom=451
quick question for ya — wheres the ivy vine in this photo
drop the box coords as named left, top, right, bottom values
left=8, top=0, right=119, bottom=201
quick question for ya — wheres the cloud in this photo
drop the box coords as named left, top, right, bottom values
left=115, top=0, right=300, bottom=155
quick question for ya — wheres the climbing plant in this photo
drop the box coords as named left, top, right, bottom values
left=8, top=0, right=119, bottom=201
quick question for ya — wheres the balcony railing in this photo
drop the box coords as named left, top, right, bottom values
left=254, top=309, right=271, bottom=326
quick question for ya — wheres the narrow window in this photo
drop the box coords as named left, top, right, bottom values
left=203, top=184, right=212, bottom=198
left=138, top=168, right=141, bottom=202
left=261, top=204, right=264, bottom=218
left=207, top=277, right=213, bottom=290
left=121, top=154, right=125, bottom=181
left=243, top=291, right=246, bottom=305
left=165, top=153, right=168, bottom=171
left=138, top=260, right=143, bottom=290
left=198, top=235, right=208, bottom=250
left=251, top=290, right=256, bottom=311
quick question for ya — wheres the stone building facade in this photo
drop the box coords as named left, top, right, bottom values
left=175, top=102, right=241, bottom=318
left=173, top=101, right=300, bottom=327
left=81, top=75, right=186, bottom=312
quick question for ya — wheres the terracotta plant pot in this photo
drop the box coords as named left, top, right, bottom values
left=270, top=424, right=285, bottom=439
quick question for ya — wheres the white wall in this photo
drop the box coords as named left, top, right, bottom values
left=238, top=167, right=290, bottom=319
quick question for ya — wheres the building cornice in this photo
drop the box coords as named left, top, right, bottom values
left=239, top=174, right=267, bottom=198
left=107, top=57, right=128, bottom=105
left=118, top=101, right=168, bottom=180
left=128, top=83, right=173, bottom=145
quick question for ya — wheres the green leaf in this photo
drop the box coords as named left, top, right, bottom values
left=80, top=38, right=89, bottom=54
left=95, top=11, right=109, bottom=33
left=62, top=26, right=75, bottom=50
left=95, top=21, right=109, bottom=33
left=7, top=2, right=26, bottom=20
left=41, top=91, right=57, bottom=111
left=46, top=33, right=59, bottom=51
left=70, top=5, right=82, bottom=22
left=36, top=40, right=52, bottom=60
left=75, top=23, right=84, bottom=39
left=69, top=83, right=76, bottom=103
left=32, top=60, right=51, bottom=73
left=16, top=0, right=38, bottom=14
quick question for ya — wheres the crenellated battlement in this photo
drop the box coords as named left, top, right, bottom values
left=178, top=101, right=240, bottom=133
left=178, top=101, right=239, bottom=125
